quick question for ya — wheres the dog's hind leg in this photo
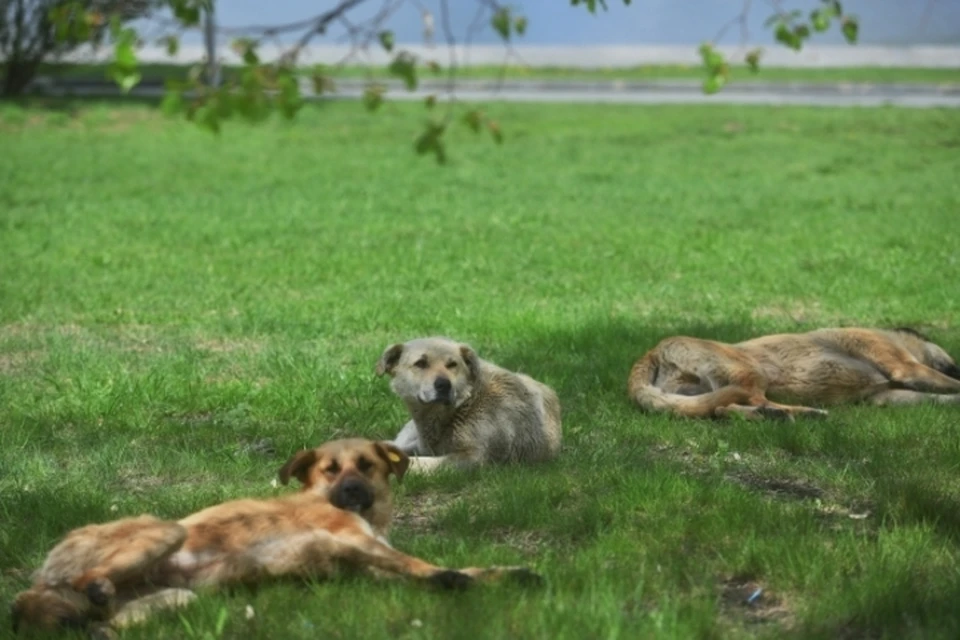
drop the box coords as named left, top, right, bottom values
left=13, top=517, right=186, bottom=633
left=886, top=363, right=960, bottom=395
left=715, top=402, right=828, bottom=421
left=110, top=588, right=198, bottom=629
left=869, top=390, right=960, bottom=406
left=65, top=518, right=187, bottom=602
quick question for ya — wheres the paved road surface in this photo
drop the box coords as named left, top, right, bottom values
left=30, top=77, right=960, bottom=108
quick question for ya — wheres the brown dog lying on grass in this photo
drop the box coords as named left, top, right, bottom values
left=11, top=438, right=541, bottom=636
left=629, top=327, right=960, bottom=420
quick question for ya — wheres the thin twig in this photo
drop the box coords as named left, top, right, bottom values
left=438, top=0, right=458, bottom=114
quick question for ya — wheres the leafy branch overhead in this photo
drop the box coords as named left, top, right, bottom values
left=44, top=0, right=864, bottom=163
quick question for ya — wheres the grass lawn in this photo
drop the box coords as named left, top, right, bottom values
left=36, top=61, right=960, bottom=86
left=1, top=99, right=960, bottom=639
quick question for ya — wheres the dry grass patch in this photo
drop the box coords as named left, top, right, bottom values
left=718, top=574, right=794, bottom=629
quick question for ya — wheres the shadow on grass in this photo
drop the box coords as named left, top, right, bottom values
left=493, top=314, right=759, bottom=411
left=795, top=570, right=960, bottom=640
left=0, top=94, right=163, bottom=113
left=499, top=312, right=960, bottom=533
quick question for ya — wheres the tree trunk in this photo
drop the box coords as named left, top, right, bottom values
left=2, top=56, right=40, bottom=96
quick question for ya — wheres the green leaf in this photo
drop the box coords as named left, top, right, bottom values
left=172, top=0, right=201, bottom=27
left=794, top=24, right=811, bottom=41
left=514, top=16, right=528, bottom=37
left=160, top=90, right=183, bottom=116
left=195, top=104, right=221, bottom=134
left=163, top=35, right=180, bottom=56
left=388, top=53, right=418, bottom=91
left=363, top=85, right=385, bottom=111
left=487, top=120, right=503, bottom=145
left=841, top=16, right=858, bottom=44
left=774, top=23, right=801, bottom=51
left=276, top=70, right=303, bottom=120
left=572, top=0, right=609, bottom=13
left=378, top=31, right=395, bottom=53
left=462, top=109, right=482, bottom=133
left=703, top=74, right=725, bottom=95
left=231, top=38, right=259, bottom=65
left=114, top=71, right=142, bottom=93
left=414, top=122, right=447, bottom=164
left=115, top=42, right=137, bottom=69
left=810, top=9, right=830, bottom=32
left=491, top=8, right=511, bottom=41
left=311, top=69, right=334, bottom=95
left=698, top=43, right=725, bottom=75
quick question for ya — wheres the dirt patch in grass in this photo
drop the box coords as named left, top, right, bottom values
left=727, top=469, right=824, bottom=501
left=393, top=492, right=461, bottom=535
left=750, top=300, right=830, bottom=325
left=489, top=528, right=550, bottom=557
left=0, top=322, right=84, bottom=339
left=0, top=350, right=42, bottom=375
left=194, top=336, right=265, bottom=354
left=113, top=468, right=215, bottom=495
left=718, top=574, right=794, bottom=628
left=648, top=443, right=875, bottom=532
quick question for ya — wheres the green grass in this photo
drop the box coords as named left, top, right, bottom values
left=2, top=99, right=960, bottom=639
left=36, top=61, right=960, bottom=85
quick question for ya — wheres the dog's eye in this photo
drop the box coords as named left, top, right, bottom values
left=325, top=462, right=340, bottom=475
left=414, top=357, right=428, bottom=369
left=446, top=360, right=458, bottom=369
left=357, top=457, right=373, bottom=473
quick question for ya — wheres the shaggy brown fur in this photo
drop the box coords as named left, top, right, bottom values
left=11, top=439, right=541, bottom=636
left=629, top=327, right=960, bottom=420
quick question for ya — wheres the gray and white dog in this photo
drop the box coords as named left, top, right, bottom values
left=375, top=337, right=562, bottom=474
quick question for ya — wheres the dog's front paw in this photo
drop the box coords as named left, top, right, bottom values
left=427, top=570, right=474, bottom=591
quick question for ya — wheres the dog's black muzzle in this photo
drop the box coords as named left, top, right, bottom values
left=330, top=477, right=375, bottom=513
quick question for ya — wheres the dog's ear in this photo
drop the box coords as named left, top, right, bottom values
left=278, top=449, right=318, bottom=487
left=460, top=344, right=481, bottom=380
left=374, top=442, right=410, bottom=481
left=376, top=344, right=404, bottom=377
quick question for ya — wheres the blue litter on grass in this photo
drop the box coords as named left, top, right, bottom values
left=746, top=588, right=763, bottom=604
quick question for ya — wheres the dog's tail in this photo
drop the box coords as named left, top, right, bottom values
left=628, top=352, right=752, bottom=418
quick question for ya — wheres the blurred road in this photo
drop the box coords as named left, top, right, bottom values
left=31, top=77, right=960, bottom=108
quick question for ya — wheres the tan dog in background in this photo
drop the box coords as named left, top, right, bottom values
left=11, top=438, right=541, bottom=636
left=629, top=327, right=960, bottom=420
left=376, top=337, right=562, bottom=474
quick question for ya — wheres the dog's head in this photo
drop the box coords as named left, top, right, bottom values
left=277, top=438, right=409, bottom=531
left=375, top=337, right=480, bottom=408
left=894, top=327, right=960, bottom=380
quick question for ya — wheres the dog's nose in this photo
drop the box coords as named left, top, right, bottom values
left=434, top=376, right=452, bottom=396
left=331, top=477, right=374, bottom=513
